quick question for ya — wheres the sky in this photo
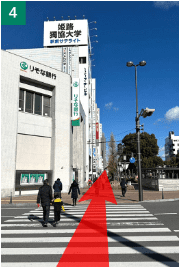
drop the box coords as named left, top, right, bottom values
left=1, top=0, right=179, bottom=160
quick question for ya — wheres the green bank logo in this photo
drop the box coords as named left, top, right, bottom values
left=20, top=62, right=28, bottom=70
left=73, top=82, right=79, bottom=87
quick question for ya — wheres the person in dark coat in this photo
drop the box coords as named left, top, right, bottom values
left=68, top=180, right=80, bottom=206
left=53, top=178, right=62, bottom=198
left=37, top=180, right=53, bottom=227
left=120, top=179, right=127, bottom=197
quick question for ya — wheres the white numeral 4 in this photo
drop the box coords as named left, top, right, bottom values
left=9, top=7, right=17, bottom=18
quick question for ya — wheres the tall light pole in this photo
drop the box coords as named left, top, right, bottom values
left=126, top=61, right=146, bottom=201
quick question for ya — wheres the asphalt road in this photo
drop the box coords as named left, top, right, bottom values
left=1, top=201, right=179, bottom=267
left=142, top=200, right=179, bottom=236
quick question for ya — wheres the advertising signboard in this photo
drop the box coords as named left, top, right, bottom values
left=44, top=20, right=88, bottom=47
left=20, top=174, right=44, bottom=185
left=72, top=78, right=80, bottom=126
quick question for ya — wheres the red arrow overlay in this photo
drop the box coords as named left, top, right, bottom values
left=57, top=170, right=117, bottom=267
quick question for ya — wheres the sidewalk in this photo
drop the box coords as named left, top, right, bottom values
left=1, top=188, right=179, bottom=206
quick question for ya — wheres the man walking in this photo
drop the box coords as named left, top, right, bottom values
left=120, top=178, right=127, bottom=197
left=37, top=179, right=53, bottom=227
left=53, top=178, right=62, bottom=198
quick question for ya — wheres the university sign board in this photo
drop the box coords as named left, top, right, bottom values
left=72, top=78, right=80, bottom=126
left=44, top=20, right=88, bottom=47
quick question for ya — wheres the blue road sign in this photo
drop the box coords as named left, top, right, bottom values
left=130, top=157, right=135, bottom=163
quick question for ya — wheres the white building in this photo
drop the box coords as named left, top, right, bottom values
left=1, top=19, right=104, bottom=197
left=165, top=131, right=179, bottom=161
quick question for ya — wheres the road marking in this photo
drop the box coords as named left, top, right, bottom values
left=5, top=217, right=158, bottom=223
left=14, top=214, right=155, bottom=218
left=1, top=227, right=171, bottom=234
left=1, top=246, right=179, bottom=255
left=154, top=213, right=178, bottom=215
left=109, top=262, right=179, bottom=267
left=22, top=211, right=151, bottom=215
left=1, top=222, right=164, bottom=227
left=1, top=262, right=179, bottom=267
left=1, top=235, right=178, bottom=243
left=174, top=230, right=179, bottom=232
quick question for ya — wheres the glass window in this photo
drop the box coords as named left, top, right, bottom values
left=43, top=96, right=51, bottom=116
left=25, top=91, right=33, bottom=113
left=35, top=93, right=42, bottom=115
left=19, top=89, right=24, bottom=111
left=79, top=57, right=86, bottom=64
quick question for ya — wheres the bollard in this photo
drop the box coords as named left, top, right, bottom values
left=9, top=192, right=12, bottom=204
left=162, top=188, right=164, bottom=199
left=19, top=188, right=21, bottom=196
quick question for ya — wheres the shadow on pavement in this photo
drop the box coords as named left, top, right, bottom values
left=57, top=207, right=179, bottom=266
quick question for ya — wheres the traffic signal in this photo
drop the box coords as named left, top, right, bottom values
left=118, top=143, right=123, bottom=155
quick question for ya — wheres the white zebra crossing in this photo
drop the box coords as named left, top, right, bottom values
left=1, top=204, right=179, bottom=267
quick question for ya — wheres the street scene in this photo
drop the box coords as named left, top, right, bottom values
left=1, top=1, right=179, bottom=267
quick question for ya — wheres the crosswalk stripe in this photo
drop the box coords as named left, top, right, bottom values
left=1, top=227, right=171, bottom=234
left=1, top=222, right=164, bottom=227
left=14, top=213, right=156, bottom=218
left=5, top=217, right=158, bottom=223
left=1, top=262, right=179, bottom=267
left=22, top=211, right=152, bottom=215
left=1, top=246, right=179, bottom=255
left=109, top=262, right=179, bottom=267
left=1, top=203, right=178, bottom=268
left=1, top=236, right=178, bottom=243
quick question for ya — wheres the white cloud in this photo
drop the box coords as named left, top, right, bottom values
left=105, top=102, right=113, bottom=110
left=104, top=102, right=119, bottom=112
left=154, top=106, right=179, bottom=126
left=165, top=106, right=179, bottom=121
left=153, top=1, right=179, bottom=9
left=159, top=146, right=165, bottom=153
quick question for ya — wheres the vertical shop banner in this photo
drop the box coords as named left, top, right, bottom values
left=72, top=78, right=80, bottom=126
left=96, top=123, right=99, bottom=140
left=68, top=47, right=72, bottom=75
left=62, top=47, right=67, bottom=73
left=99, top=123, right=102, bottom=139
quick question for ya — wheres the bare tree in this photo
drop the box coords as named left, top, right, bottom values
left=107, top=133, right=117, bottom=180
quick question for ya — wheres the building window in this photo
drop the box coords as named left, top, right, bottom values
left=19, top=89, right=51, bottom=117
left=35, top=93, right=42, bottom=115
left=43, top=96, right=51, bottom=116
left=25, top=91, right=33, bottom=113
left=19, top=89, right=24, bottom=111
left=79, top=57, right=86, bottom=64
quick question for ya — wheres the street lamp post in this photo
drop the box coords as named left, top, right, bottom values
left=126, top=61, right=146, bottom=201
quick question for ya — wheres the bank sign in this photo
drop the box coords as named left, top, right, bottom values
left=20, top=62, right=56, bottom=80
left=72, top=78, right=80, bottom=126
left=44, top=20, right=88, bottom=47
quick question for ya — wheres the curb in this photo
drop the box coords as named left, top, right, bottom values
left=141, top=198, right=179, bottom=203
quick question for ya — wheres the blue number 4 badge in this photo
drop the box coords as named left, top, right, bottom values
left=1, top=1, right=26, bottom=25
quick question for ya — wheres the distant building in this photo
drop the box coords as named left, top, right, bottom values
left=165, top=131, right=179, bottom=161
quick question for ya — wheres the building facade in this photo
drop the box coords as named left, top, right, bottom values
left=1, top=50, right=72, bottom=197
left=165, top=131, right=179, bottom=161
left=2, top=19, right=105, bottom=197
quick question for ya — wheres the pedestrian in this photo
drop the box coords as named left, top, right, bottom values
left=37, top=179, right=53, bottom=227
left=88, top=178, right=92, bottom=188
left=68, top=180, right=80, bottom=206
left=53, top=178, right=62, bottom=198
left=52, top=194, right=65, bottom=227
left=120, top=179, right=127, bottom=197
